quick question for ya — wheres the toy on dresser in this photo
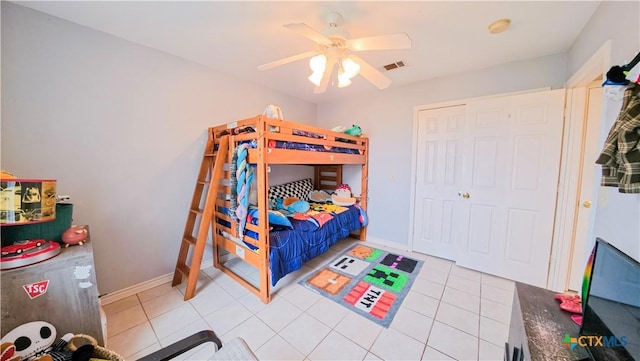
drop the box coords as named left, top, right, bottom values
left=1, top=240, right=61, bottom=271
left=61, top=226, right=88, bottom=247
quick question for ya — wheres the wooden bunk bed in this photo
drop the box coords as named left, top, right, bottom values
left=172, top=115, right=368, bottom=303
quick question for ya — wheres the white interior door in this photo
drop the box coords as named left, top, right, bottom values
left=568, top=85, right=602, bottom=290
left=456, top=89, right=565, bottom=287
left=412, top=106, right=466, bottom=260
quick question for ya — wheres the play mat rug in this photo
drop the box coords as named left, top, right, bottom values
left=300, top=244, right=424, bottom=328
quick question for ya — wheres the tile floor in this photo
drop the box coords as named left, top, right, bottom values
left=102, top=239, right=515, bottom=360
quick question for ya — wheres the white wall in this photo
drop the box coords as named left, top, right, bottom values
left=1, top=2, right=316, bottom=294
left=567, top=0, right=640, bottom=261
left=317, top=53, right=567, bottom=248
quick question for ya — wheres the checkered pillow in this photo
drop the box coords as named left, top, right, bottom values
left=268, top=178, right=314, bottom=207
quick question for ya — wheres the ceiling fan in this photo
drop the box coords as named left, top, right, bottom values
left=257, top=12, right=412, bottom=94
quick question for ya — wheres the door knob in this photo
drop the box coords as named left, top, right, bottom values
left=583, top=200, right=592, bottom=208
left=458, top=191, right=470, bottom=199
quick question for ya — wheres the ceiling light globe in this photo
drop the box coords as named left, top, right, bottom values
left=308, top=71, right=323, bottom=86
left=309, top=54, right=327, bottom=73
left=338, top=73, right=352, bottom=88
left=342, top=57, right=360, bottom=78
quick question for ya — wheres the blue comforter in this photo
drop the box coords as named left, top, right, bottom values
left=218, top=205, right=364, bottom=285
left=268, top=205, right=362, bottom=285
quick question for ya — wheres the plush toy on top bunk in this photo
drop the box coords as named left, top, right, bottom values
left=331, top=124, right=363, bottom=137
left=263, top=104, right=284, bottom=132
left=331, top=184, right=357, bottom=206
left=331, top=125, right=363, bottom=144
left=263, top=104, right=284, bottom=120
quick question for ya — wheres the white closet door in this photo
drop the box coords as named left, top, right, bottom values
left=413, top=106, right=466, bottom=260
left=456, top=89, right=565, bottom=287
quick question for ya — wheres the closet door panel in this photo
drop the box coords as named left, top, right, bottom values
left=457, top=89, right=565, bottom=287
left=413, top=106, right=466, bottom=260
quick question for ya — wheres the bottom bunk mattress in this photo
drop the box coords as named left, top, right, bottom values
left=268, top=204, right=364, bottom=285
left=219, top=204, right=366, bottom=286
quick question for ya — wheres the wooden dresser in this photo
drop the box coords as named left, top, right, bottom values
left=1, top=227, right=104, bottom=345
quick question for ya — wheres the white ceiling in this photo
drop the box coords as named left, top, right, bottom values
left=16, top=1, right=601, bottom=104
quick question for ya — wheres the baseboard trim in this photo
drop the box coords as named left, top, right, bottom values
left=365, top=236, right=410, bottom=251
left=100, top=258, right=214, bottom=305
left=99, top=236, right=408, bottom=305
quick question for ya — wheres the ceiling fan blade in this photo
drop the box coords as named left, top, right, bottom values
left=257, top=50, right=319, bottom=71
left=350, top=54, right=392, bottom=89
left=314, top=56, right=337, bottom=94
left=284, top=23, right=332, bottom=45
left=346, top=33, right=412, bottom=51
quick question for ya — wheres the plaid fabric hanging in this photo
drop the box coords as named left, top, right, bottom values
left=596, top=82, right=640, bottom=193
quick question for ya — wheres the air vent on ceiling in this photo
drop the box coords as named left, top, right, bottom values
left=383, top=61, right=406, bottom=71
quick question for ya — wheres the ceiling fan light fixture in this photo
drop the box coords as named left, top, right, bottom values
left=309, top=54, right=327, bottom=73
left=259, top=12, right=405, bottom=93
left=341, top=57, right=360, bottom=78
left=338, top=73, right=352, bottom=88
left=308, top=71, right=323, bottom=86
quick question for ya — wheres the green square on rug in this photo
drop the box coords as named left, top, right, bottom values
left=299, top=243, right=424, bottom=328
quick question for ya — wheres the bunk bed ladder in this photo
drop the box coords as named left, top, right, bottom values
left=172, top=134, right=229, bottom=301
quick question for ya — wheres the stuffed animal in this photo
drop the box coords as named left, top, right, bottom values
left=61, top=226, right=88, bottom=247
left=331, top=184, right=357, bottom=206
left=67, top=334, right=118, bottom=361
left=0, top=322, right=116, bottom=361
left=1, top=321, right=58, bottom=360
left=1, top=342, right=18, bottom=361
left=278, top=197, right=311, bottom=214
left=288, top=200, right=310, bottom=213
left=344, top=125, right=362, bottom=136
left=263, top=104, right=284, bottom=132
left=263, top=104, right=284, bottom=120
left=308, top=190, right=331, bottom=203
left=331, top=124, right=363, bottom=137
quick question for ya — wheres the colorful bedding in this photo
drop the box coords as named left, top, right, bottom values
left=217, top=204, right=366, bottom=286
left=268, top=205, right=363, bottom=285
